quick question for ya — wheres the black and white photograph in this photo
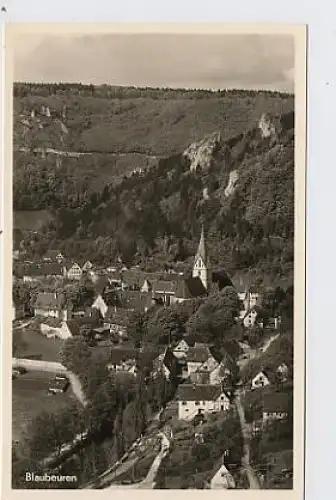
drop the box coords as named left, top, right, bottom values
left=4, top=23, right=306, bottom=494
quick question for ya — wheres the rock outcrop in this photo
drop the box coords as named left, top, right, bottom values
left=183, top=132, right=221, bottom=172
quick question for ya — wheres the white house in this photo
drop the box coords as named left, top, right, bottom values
left=210, top=464, right=235, bottom=489
left=172, top=339, right=190, bottom=359
left=209, top=363, right=232, bottom=385
left=33, top=292, right=72, bottom=321
left=176, top=384, right=231, bottom=421
left=276, top=362, right=289, bottom=382
left=140, top=279, right=152, bottom=293
left=92, top=294, right=109, bottom=318
left=186, top=346, right=218, bottom=376
left=241, top=308, right=259, bottom=328
left=262, top=392, right=290, bottom=426
left=40, top=320, right=73, bottom=340
left=251, top=371, right=271, bottom=391
left=65, top=262, right=83, bottom=280
left=82, top=261, right=94, bottom=272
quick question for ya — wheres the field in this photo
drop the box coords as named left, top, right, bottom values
left=13, top=327, right=63, bottom=362
left=12, top=370, right=77, bottom=442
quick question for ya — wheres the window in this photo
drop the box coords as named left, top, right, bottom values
left=195, top=401, right=200, bottom=406
left=182, top=401, right=187, bottom=406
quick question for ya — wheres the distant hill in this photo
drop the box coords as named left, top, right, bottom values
left=13, top=84, right=294, bottom=285
left=14, top=83, right=293, bottom=156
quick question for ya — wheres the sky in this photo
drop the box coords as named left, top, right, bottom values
left=13, top=33, right=295, bottom=93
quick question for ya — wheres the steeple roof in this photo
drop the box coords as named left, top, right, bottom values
left=195, top=225, right=207, bottom=263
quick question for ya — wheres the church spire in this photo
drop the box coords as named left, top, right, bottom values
left=196, top=224, right=207, bottom=264
left=193, top=224, right=210, bottom=290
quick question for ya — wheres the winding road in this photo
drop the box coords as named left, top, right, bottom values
left=107, top=432, right=170, bottom=489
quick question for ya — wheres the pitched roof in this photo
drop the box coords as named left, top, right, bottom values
left=24, top=262, right=64, bottom=277
left=34, top=292, right=66, bottom=310
left=45, top=249, right=63, bottom=260
left=176, top=384, right=223, bottom=402
left=174, top=277, right=206, bottom=299
left=152, top=280, right=176, bottom=294
left=108, top=348, right=138, bottom=365
left=65, top=320, right=81, bottom=336
left=186, top=346, right=211, bottom=363
left=39, top=317, right=63, bottom=328
left=195, top=225, right=207, bottom=264
left=120, top=291, right=154, bottom=311
left=64, top=260, right=81, bottom=271
left=162, top=347, right=179, bottom=372
left=263, top=392, right=291, bottom=413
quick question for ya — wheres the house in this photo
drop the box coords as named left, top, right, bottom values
left=209, top=353, right=238, bottom=385
left=23, top=263, right=64, bottom=283
left=189, top=369, right=211, bottom=384
left=152, top=280, right=176, bottom=305
left=276, top=363, right=289, bottom=383
left=43, top=250, right=65, bottom=264
left=64, top=261, right=83, bottom=281
left=140, top=279, right=152, bottom=293
left=172, top=339, right=190, bottom=359
left=153, top=347, right=182, bottom=380
left=33, top=292, right=73, bottom=321
left=241, top=307, right=260, bottom=328
left=267, top=316, right=282, bottom=330
left=262, top=392, right=290, bottom=426
left=176, top=384, right=231, bottom=421
left=92, top=294, right=109, bottom=318
left=39, top=318, right=76, bottom=340
left=171, top=276, right=206, bottom=304
left=185, top=345, right=219, bottom=376
left=210, top=464, right=235, bottom=489
left=106, top=348, right=138, bottom=373
left=251, top=370, right=271, bottom=391
left=120, top=290, right=157, bottom=313
left=82, top=261, right=93, bottom=272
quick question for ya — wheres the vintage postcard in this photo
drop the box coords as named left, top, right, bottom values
left=2, top=23, right=306, bottom=499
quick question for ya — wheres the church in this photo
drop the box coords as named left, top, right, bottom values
left=171, top=226, right=233, bottom=304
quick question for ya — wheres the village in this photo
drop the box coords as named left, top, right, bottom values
left=12, top=226, right=293, bottom=489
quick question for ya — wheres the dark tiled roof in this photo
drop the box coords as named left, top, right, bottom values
left=65, top=320, right=81, bottom=336
left=211, top=270, right=233, bottom=289
left=174, top=277, right=206, bottom=299
left=176, top=384, right=223, bottom=402
left=108, top=348, right=138, bottom=365
left=64, top=260, right=81, bottom=271
left=24, top=262, right=64, bottom=277
left=152, top=281, right=176, bottom=294
left=45, top=249, right=63, bottom=260
left=34, top=292, right=66, bottom=310
left=120, top=291, right=154, bottom=311
left=263, top=392, right=291, bottom=413
left=186, top=346, right=211, bottom=363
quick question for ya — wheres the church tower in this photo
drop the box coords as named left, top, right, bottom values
left=193, top=225, right=210, bottom=290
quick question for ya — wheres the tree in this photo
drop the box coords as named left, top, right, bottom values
left=26, top=404, right=85, bottom=462
left=60, top=336, right=91, bottom=374
left=146, top=306, right=185, bottom=344
left=127, top=311, right=146, bottom=348
left=186, top=286, right=241, bottom=345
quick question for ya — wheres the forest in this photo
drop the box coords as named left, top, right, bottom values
left=13, top=85, right=295, bottom=286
